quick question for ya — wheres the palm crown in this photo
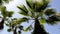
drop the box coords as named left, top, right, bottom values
left=0, top=6, right=14, bottom=30
left=17, top=0, right=60, bottom=34
left=17, top=0, right=60, bottom=26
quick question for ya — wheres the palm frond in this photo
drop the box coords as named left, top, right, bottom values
left=46, top=15, right=60, bottom=25
left=26, top=0, right=32, bottom=8
left=45, top=8, right=57, bottom=16
left=17, top=5, right=29, bottom=16
left=0, top=6, right=7, bottom=18
left=0, top=6, right=14, bottom=18
left=46, top=19, right=56, bottom=25
left=16, top=17, right=29, bottom=24
left=26, top=0, right=34, bottom=9
left=34, top=0, right=50, bottom=12
left=0, top=6, right=6, bottom=11
left=7, top=11, right=14, bottom=17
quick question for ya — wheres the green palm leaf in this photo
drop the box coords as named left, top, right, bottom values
left=45, top=9, right=57, bottom=16
left=7, top=11, right=14, bottom=17
left=0, top=6, right=14, bottom=18
left=26, top=0, right=32, bottom=8
left=46, top=15, right=60, bottom=25
left=0, top=6, right=6, bottom=11
left=0, top=6, right=7, bottom=18
left=17, top=5, right=29, bottom=16
left=41, top=0, right=50, bottom=10
left=26, top=0, right=34, bottom=9
left=16, top=17, right=29, bottom=24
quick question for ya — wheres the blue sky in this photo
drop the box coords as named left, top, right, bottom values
left=0, top=0, right=60, bottom=34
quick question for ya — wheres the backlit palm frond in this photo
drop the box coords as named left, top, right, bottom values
left=39, top=0, right=50, bottom=10
left=26, top=0, right=50, bottom=12
left=6, top=17, right=29, bottom=30
left=34, top=0, right=50, bottom=12
left=26, top=0, right=43, bottom=12
left=17, top=5, right=29, bottom=16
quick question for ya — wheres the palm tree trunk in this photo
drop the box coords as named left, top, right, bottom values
left=13, top=27, right=17, bottom=34
left=0, top=18, right=4, bottom=30
left=33, top=19, right=48, bottom=34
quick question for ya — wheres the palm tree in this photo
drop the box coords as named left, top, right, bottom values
left=5, top=18, right=20, bottom=34
left=6, top=18, right=29, bottom=34
left=17, top=0, right=60, bottom=34
left=0, top=6, right=14, bottom=30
